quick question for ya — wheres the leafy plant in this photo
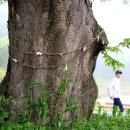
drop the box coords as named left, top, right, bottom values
left=1, top=93, right=130, bottom=130
left=102, top=38, right=130, bottom=71
left=101, top=50, right=125, bottom=71
left=0, top=0, right=7, bottom=4
left=0, top=95, right=10, bottom=127
left=120, top=38, right=130, bottom=48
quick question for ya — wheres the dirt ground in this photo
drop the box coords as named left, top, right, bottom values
left=97, top=86, right=130, bottom=111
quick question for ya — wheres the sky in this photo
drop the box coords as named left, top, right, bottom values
left=0, top=3, right=8, bottom=37
left=93, top=0, right=130, bottom=44
left=92, top=0, right=130, bottom=86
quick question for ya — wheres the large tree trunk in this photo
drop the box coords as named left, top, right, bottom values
left=1, top=0, right=108, bottom=122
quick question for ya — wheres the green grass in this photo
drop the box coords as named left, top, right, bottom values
left=1, top=95, right=130, bottom=130
left=0, top=80, right=130, bottom=130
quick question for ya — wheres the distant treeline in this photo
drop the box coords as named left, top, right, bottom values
left=0, top=35, right=8, bottom=69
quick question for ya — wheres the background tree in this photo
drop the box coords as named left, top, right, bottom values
left=0, top=0, right=108, bottom=122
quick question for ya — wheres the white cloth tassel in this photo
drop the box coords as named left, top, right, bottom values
left=36, top=52, right=42, bottom=56
left=83, top=46, right=87, bottom=52
left=65, top=63, right=68, bottom=71
left=102, top=40, right=105, bottom=45
left=13, top=59, right=17, bottom=63
left=97, top=35, right=100, bottom=42
left=59, top=53, right=63, bottom=57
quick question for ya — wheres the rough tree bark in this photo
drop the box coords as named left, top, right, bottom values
left=0, top=0, right=108, bottom=121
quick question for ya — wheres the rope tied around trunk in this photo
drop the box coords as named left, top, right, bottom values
left=9, top=29, right=104, bottom=69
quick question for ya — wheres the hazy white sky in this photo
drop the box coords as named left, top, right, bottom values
left=93, top=0, right=130, bottom=44
left=93, top=0, right=130, bottom=85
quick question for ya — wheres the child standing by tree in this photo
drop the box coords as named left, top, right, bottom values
left=107, top=70, right=124, bottom=114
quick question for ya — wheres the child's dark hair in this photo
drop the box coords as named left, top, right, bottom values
left=115, top=70, right=122, bottom=75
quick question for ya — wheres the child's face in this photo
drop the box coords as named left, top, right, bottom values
left=116, top=74, right=121, bottom=79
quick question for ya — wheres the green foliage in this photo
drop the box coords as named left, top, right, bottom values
left=72, top=106, right=130, bottom=130
left=26, top=82, right=50, bottom=126
left=101, top=51, right=125, bottom=71
left=64, top=98, right=78, bottom=113
left=120, top=38, right=130, bottom=48
left=0, top=69, right=79, bottom=129
left=105, top=46, right=122, bottom=54
left=1, top=92, right=130, bottom=130
left=0, top=0, right=7, bottom=4
left=0, top=95, right=10, bottom=128
left=102, top=38, right=130, bottom=71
